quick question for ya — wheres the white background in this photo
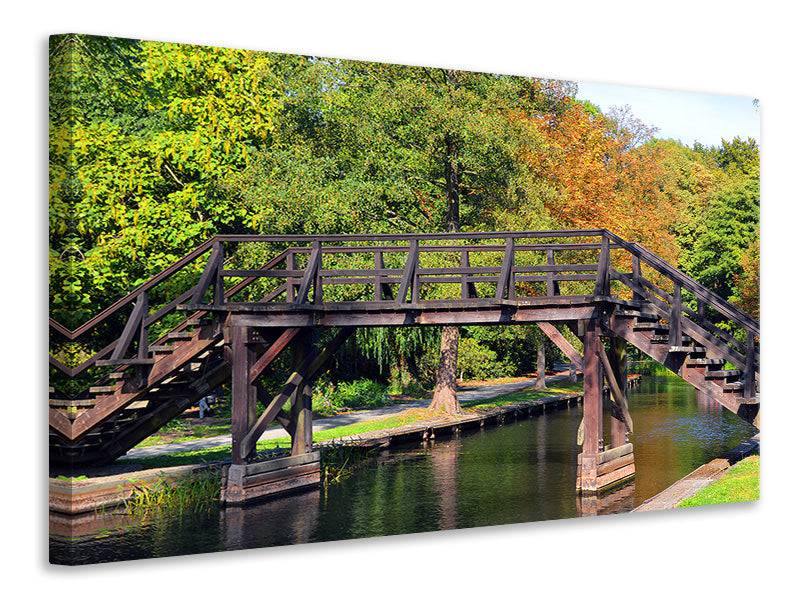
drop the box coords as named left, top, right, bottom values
left=2, top=1, right=797, bottom=597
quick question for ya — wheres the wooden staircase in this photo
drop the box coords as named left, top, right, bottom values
left=606, top=306, right=759, bottom=426
left=49, top=318, right=230, bottom=467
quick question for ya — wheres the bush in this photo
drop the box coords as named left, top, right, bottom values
left=312, top=379, right=390, bottom=417
left=457, top=337, right=514, bottom=381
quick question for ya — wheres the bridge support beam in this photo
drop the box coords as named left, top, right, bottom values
left=230, top=324, right=257, bottom=467
left=290, top=330, right=314, bottom=456
left=577, top=319, right=635, bottom=494
left=224, top=324, right=353, bottom=505
left=578, top=318, right=603, bottom=492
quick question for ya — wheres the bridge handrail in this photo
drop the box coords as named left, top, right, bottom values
left=601, top=230, right=759, bottom=336
left=49, top=229, right=759, bottom=383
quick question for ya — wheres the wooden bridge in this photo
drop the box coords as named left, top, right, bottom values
left=49, top=230, right=759, bottom=500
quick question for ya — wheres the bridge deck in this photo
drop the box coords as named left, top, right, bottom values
left=181, top=295, right=642, bottom=327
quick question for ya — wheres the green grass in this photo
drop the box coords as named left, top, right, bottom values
left=121, top=383, right=581, bottom=470
left=121, top=411, right=429, bottom=469
left=462, top=381, right=582, bottom=411
left=677, top=455, right=760, bottom=508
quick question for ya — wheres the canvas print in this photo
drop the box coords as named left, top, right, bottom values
left=48, top=34, right=760, bottom=565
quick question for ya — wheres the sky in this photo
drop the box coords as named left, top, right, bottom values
left=577, top=81, right=760, bottom=147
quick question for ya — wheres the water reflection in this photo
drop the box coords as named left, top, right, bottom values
left=50, top=376, right=756, bottom=565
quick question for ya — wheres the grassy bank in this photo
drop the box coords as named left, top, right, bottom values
left=677, top=455, right=760, bottom=508
left=121, top=381, right=583, bottom=470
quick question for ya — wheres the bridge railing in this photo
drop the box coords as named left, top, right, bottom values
left=48, top=240, right=289, bottom=396
left=192, top=230, right=619, bottom=308
left=50, top=229, right=759, bottom=398
left=602, top=231, right=759, bottom=395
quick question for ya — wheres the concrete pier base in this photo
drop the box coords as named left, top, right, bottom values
left=221, top=451, right=321, bottom=505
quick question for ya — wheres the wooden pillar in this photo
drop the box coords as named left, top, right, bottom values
left=580, top=318, right=603, bottom=492
left=291, top=331, right=314, bottom=456
left=231, top=325, right=257, bottom=465
left=609, top=335, right=628, bottom=447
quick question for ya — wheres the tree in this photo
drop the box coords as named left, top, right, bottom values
left=49, top=35, right=285, bottom=324
left=233, top=60, right=571, bottom=413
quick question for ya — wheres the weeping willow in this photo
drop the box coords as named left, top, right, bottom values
left=356, top=327, right=440, bottom=385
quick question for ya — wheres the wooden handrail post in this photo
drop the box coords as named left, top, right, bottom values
left=669, top=282, right=683, bottom=347
left=295, top=241, right=321, bottom=305
left=631, top=254, right=643, bottom=302
left=745, top=331, right=756, bottom=398
left=313, top=242, right=323, bottom=304
left=594, top=235, right=610, bottom=296
left=286, top=250, right=296, bottom=302
left=460, top=249, right=470, bottom=299
left=137, top=291, right=149, bottom=360
left=546, top=248, right=560, bottom=297
left=495, top=237, right=515, bottom=300
left=374, top=250, right=384, bottom=301
left=110, top=292, right=148, bottom=361
left=214, top=242, right=225, bottom=306
left=396, top=239, right=419, bottom=304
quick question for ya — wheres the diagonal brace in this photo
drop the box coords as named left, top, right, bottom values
left=239, top=327, right=354, bottom=459
left=597, top=343, right=633, bottom=432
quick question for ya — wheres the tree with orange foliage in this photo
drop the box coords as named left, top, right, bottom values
left=522, top=100, right=681, bottom=261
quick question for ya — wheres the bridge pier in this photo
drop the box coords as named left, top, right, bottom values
left=223, top=323, right=326, bottom=505
left=577, top=318, right=635, bottom=493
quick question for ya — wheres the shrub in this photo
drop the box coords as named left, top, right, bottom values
left=312, top=379, right=390, bottom=416
left=457, top=337, right=514, bottom=381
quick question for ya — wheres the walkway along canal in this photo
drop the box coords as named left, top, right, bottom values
left=50, top=374, right=756, bottom=564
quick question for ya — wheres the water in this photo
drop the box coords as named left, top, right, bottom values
left=50, top=376, right=756, bottom=564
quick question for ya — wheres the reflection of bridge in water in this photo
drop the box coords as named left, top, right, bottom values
left=49, top=229, right=759, bottom=502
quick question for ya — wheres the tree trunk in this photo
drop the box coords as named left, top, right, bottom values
left=534, top=335, right=547, bottom=390
left=430, top=325, right=461, bottom=413
left=429, top=69, right=462, bottom=415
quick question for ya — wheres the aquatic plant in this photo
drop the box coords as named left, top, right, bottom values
left=123, top=469, right=221, bottom=517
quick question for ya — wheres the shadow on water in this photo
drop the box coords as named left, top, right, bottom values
left=50, top=375, right=756, bottom=564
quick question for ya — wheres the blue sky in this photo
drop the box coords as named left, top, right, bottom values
left=577, top=81, right=760, bottom=147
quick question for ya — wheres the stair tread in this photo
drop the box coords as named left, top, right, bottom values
left=687, top=358, right=724, bottom=366
left=669, top=345, right=705, bottom=353
left=705, top=369, right=741, bottom=379
left=96, top=358, right=155, bottom=366
left=89, top=385, right=118, bottom=394
left=166, top=331, right=194, bottom=340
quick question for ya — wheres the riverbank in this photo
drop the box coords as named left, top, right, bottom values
left=634, top=435, right=759, bottom=512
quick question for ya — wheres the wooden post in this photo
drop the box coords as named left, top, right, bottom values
left=214, top=242, right=225, bottom=305
left=286, top=250, right=295, bottom=303
left=744, top=330, right=756, bottom=398
left=231, top=325, right=257, bottom=464
left=495, top=237, right=515, bottom=300
left=594, top=236, right=610, bottom=296
left=291, top=331, right=314, bottom=455
left=580, top=318, right=603, bottom=492
left=609, top=335, right=628, bottom=447
left=397, top=240, right=419, bottom=303
left=546, top=248, right=560, bottom=297
left=374, top=251, right=384, bottom=301
left=313, top=242, right=323, bottom=304
left=460, top=250, right=477, bottom=299
left=631, top=254, right=643, bottom=302
left=669, top=282, right=683, bottom=347
left=137, top=291, right=149, bottom=360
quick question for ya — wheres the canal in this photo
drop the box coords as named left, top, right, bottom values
left=50, top=375, right=756, bottom=564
